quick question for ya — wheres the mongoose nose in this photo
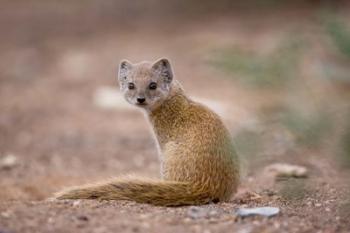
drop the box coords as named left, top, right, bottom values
left=137, top=98, right=146, bottom=104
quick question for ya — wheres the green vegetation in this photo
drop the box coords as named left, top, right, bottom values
left=278, top=110, right=332, bottom=146
left=322, top=13, right=350, bottom=84
left=234, top=107, right=332, bottom=166
left=338, top=113, right=350, bottom=168
left=326, top=15, right=350, bottom=59
left=209, top=38, right=304, bottom=88
left=259, top=105, right=333, bottom=147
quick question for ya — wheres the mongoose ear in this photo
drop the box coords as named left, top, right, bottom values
left=152, top=58, right=173, bottom=83
left=118, top=59, right=133, bottom=82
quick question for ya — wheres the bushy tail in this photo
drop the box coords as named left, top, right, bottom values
left=54, top=177, right=211, bottom=206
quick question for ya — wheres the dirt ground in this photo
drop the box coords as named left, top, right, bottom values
left=1, top=2, right=350, bottom=233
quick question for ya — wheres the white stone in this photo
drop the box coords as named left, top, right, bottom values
left=236, top=207, right=280, bottom=217
left=0, top=154, right=18, bottom=169
left=265, top=163, right=308, bottom=178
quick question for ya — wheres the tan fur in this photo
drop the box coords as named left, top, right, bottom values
left=54, top=59, right=240, bottom=206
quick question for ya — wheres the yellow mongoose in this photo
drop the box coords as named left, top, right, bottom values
left=55, top=58, right=240, bottom=206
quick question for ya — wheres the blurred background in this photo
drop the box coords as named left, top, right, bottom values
left=0, top=0, right=350, bottom=231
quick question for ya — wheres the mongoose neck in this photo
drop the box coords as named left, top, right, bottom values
left=148, top=80, right=187, bottom=116
left=147, top=81, right=192, bottom=146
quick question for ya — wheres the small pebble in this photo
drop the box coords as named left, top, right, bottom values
left=208, top=209, right=219, bottom=217
left=139, top=214, right=149, bottom=219
left=237, top=226, right=253, bottom=233
left=265, top=163, right=308, bottom=178
left=73, top=200, right=81, bottom=207
left=274, top=222, right=281, bottom=229
left=252, top=220, right=261, bottom=225
left=47, top=217, right=55, bottom=224
left=186, top=206, right=207, bottom=219
left=236, top=207, right=280, bottom=218
left=1, top=212, right=11, bottom=218
left=77, top=215, right=89, bottom=221
left=141, top=222, right=151, bottom=229
left=0, top=154, right=18, bottom=170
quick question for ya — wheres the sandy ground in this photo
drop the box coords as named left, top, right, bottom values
left=1, top=3, right=350, bottom=232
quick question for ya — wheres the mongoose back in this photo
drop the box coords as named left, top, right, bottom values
left=55, top=58, right=240, bottom=206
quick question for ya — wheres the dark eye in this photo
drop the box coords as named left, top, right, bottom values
left=149, top=82, right=157, bottom=90
left=128, top=82, right=135, bottom=90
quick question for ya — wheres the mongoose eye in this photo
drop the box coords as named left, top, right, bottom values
left=128, top=82, right=135, bottom=90
left=149, top=82, right=157, bottom=90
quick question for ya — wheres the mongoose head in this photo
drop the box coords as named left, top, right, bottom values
left=118, top=58, right=174, bottom=111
